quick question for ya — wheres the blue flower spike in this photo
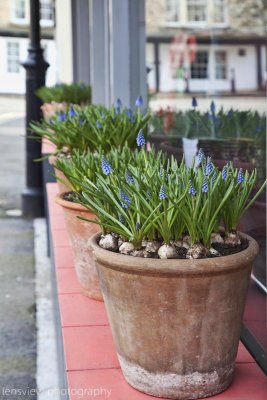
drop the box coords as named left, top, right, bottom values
left=205, top=157, right=213, bottom=176
left=237, top=168, right=245, bottom=184
left=136, top=129, right=146, bottom=147
left=68, top=107, right=76, bottom=118
left=125, top=170, right=135, bottom=185
left=188, top=180, right=197, bottom=196
left=222, top=165, right=228, bottom=181
left=115, top=98, right=122, bottom=109
left=127, top=109, right=133, bottom=118
left=135, top=95, right=143, bottom=107
left=197, top=148, right=205, bottom=165
left=120, top=190, right=131, bottom=209
left=119, top=214, right=125, bottom=224
left=58, top=112, right=66, bottom=122
left=101, top=157, right=112, bottom=175
left=202, top=177, right=209, bottom=193
left=79, top=118, right=85, bottom=126
left=159, top=185, right=167, bottom=200
left=210, top=100, right=216, bottom=114
left=192, top=97, right=198, bottom=108
left=136, top=222, right=141, bottom=231
left=96, top=120, right=103, bottom=129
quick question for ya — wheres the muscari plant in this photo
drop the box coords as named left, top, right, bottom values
left=30, top=97, right=150, bottom=155
left=76, top=131, right=266, bottom=258
left=150, top=98, right=266, bottom=142
left=54, top=144, right=166, bottom=195
left=35, top=83, right=92, bottom=105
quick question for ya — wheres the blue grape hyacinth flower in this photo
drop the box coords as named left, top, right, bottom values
left=120, top=189, right=131, bottom=209
left=222, top=165, right=228, bottom=181
left=136, top=129, right=146, bottom=147
left=68, top=107, right=76, bottom=118
left=101, top=157, right=112, bottom=175
left=127, top=109, right=133, bottom=119
left=58, top=112, right=66, bottom=122
left=192, top=97, right=198, bottom=108
left=115, top=98, right=122, bottom=109
left=205, top=157, right=213, bottom=176
left=125, top=170, right=135, bottom=185
left=96, top=120, right=102, bottom=129
left=210, top=100, right=216, bottom=114
left=159, top=185, right=167, bottom=200
left=197, top=148, right=205, bottom=165
left=188, top=180, right=197, bottom=196
left=237, top=168, right=245, bottom=184
left=135, top=95, right=143, bottom=107
left=202, top=177, right=208, bottom=193
left=118, top=214, right=125, bottom=225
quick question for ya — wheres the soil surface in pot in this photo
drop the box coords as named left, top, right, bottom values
left=98, top=231, right=248, bottom=260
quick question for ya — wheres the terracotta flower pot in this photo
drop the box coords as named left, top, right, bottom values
left=41, top=102, right=67, bottom=119
left=56, top=194, right=102, bottom=301
left=49, top=155, right=72, bottom=194
left=89, top=232, right=258, bottom=399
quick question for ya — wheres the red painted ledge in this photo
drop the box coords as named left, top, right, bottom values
left=46, top=182, right=267, bottom=400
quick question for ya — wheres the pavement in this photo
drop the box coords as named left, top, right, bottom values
left=0, top=96, right=37, bottom=399
left=0, top=96, right=59, bottom=399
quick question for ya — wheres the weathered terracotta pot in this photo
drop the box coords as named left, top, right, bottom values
left=56, top=194, right=102, bottom=301
left=89, top=232, right=258, bottom=399
left=41, top=102, right=67, bottom=119
left=49, top=155, right=72, bottom=194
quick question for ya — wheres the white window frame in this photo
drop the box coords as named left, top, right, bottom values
left=11, top=0, right=29, bottom=25
left=163, top=0, right=228, bottom=28
left=40, top=0, right=54, bottom=28
left=6, top=41, right=21, bottom=74
left=11, top=0, right=54, bottom=27
left=165, top=0, right=180, bottom=24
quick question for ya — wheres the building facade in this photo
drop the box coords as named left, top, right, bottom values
left=146, top=0, right=267, bottom=93
left=0, top=0, right=56, bottom=94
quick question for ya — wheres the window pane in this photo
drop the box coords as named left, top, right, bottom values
left=40, top=0, right=53, bottom=21
left=14, top=0, right=26, bottom=19
left=165, top=0, right=179, bottom=22
left=7, top=42, right=20, bottom=73
left=215, top=51, right=227, bottom=79
left=187, top=0, right=207, bottom=22
left=214, top=0, right=226, bottom=23
left=191, top=51, right=208, bottom=78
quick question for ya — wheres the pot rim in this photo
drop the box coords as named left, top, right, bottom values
left=88, top=232, right=259, bottom=277
left=55, top=192, right=90, bottom=212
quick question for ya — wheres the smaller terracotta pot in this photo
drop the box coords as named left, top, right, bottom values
left=56, top=193, right=103, bottom=301
left=41, top=102, right=67, bottom=119
left=49, top=155, right=72, bottom=194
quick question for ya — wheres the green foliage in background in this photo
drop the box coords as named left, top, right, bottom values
left=35, top=83, right=92, bottom=105
left=150, top=102, right=266, bottom=142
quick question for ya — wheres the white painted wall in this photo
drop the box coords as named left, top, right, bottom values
left=146, top=43, right=259, bottom=93
left=0, top=37, right=56, bottom=94
left=55, top=0, right=73, bottom=83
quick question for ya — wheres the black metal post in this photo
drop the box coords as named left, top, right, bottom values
left=256, top=44, right=262, bottom=91
left=230, top=68, right=236, bottom=94
left=154, top=41, right=160, bottom=93
left=21, top=0, right=49, bottom=218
